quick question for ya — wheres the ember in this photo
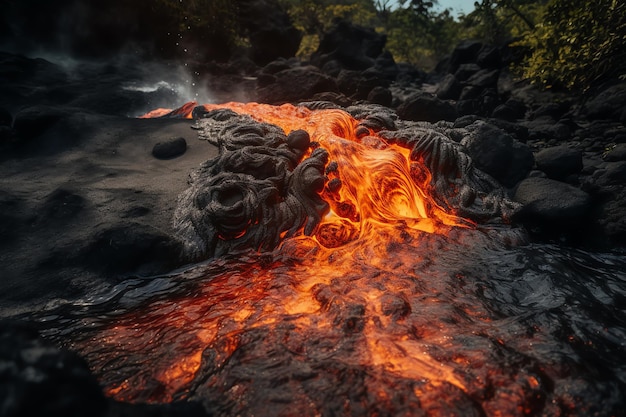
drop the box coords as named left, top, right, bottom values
left=52, top=103, right=624, bottom=416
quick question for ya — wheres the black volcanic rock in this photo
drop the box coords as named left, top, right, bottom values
left=529, top=102, right=571, bottom=120
left=152, top=137, right=187, bottom=159
left=491, top=99, right=527, bottom=121
left=462, top=121, right=534, bottom=188
left=459, top=85, right=482, bottom=100
left=447, top=40, right=484, bottom=74
left=367, top=86, right=392, bottom=107
left=237, top=0, right=302, bottom=65
left=522, top=116, right=572, bottom=141
left=0, top=320, right=107, bottom=417
left=454, top=63, right=481, bottom=82
left=476, top=45, right=502, bottom=69
left=256, top=67, right=338, bottom=104
left=373, top=51, right=400, bottom=81
left=534, top=145, right=583, bottom=181
left=514, top=177, right=592, bottom=225
left=310, top=20, right=386, bottom=71
left=260, top=58, right=293, bottom=75
left=465, top=69, right=500, bottom=89
left=591, top=161, right=626, bottom=187
left=397, top=93, right=458, bottom=123
left=583, top=83, right=626, bottom=121
left=436, top=74, right=462, bottom=100
left=603, top=143, right=626, bottom=162
left=336, top=69, right=388, bottom=100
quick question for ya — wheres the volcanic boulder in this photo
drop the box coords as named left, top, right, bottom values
left=534, top=145, right=583, bottom=181
left=396, top=92, right=458, bottom=123
left=436, top=74, right=462, bottom=100
left=310, top=20, right=387, bottom=71
left=446, top=40, right=485, bottom=74
left=514, top=177, right=592, bottom=227
left=461, top=121, right=534, bottom=188
left=582, top=83, right=626, bottom=121
left=256, top=66, right=338, bottom=104
left=491, top=99, right=527, bottom=121
left=237, top=0, right=303, bottom=65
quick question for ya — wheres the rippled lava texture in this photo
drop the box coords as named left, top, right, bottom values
left=56, top=103, right=625, bottom=417
left=169, top=102, right=517, bottom=261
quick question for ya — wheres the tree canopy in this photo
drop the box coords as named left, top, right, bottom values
left=5, top=0, right=622, bottom=90
left=280, top=0, right=626, bottom=90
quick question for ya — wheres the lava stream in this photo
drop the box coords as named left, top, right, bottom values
left=63, top=102, right=557, bottom=416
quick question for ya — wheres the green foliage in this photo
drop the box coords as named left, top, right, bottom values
left=385, top=5, right=461, bottom=68
left=462, top=0, right=626, bottom=90
left=280, top=0, right=463, bottom=68
left=462, top=0, right=544, bottom=44
left=281, top=0, right=626, bottom=90
left=514, top=0, right=626, bottom=90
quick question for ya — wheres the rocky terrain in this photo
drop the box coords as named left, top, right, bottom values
left=1, top=18, right=625, bottom=417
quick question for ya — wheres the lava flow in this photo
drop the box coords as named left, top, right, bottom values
left=64, top=102, right=570, bottom=416
left=150, top=101, right=473, bottom=245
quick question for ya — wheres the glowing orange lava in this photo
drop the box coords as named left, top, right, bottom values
left=146, top=101, right=472, bottom=241
left=67, top=103, right=552, bottom=416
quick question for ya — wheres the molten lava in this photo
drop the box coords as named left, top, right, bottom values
left=67, top=102, right=558, bottom=416
left=147, top=101, right=472, bottom=243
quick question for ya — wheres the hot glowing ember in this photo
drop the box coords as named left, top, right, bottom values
left=62, top=102, right=599, bottom=416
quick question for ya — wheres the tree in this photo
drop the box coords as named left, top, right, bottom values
left=384, top=1, right=461, bottom=68
left=461, top=0, right=544, bottom=45
left=515, top=0, right=626, bottom=90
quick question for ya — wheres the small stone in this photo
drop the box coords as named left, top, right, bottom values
left=152, top=137, right=187, bottom=159
left=286, top=129, right=310, bottom=151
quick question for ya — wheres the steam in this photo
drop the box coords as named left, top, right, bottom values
left=0, top=0, right=242, bottom=117
left=121, top=63, right=217, bottom=116
left=124, top=65, right=214, bottom=103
